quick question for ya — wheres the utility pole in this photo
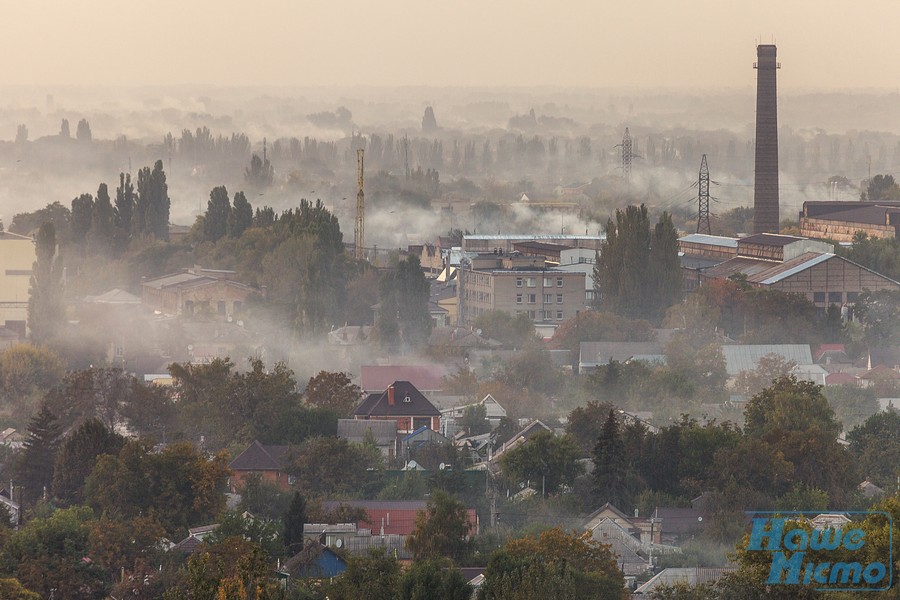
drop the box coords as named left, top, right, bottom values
left=616, top=128, right=636, bottom=182
left=355, top=149, right=365, bottom=260
left=697, top=154, right=711, bottom=234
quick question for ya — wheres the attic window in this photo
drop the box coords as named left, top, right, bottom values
left=403, top=395, right=412, bottom=403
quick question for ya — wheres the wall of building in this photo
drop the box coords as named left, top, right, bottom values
left=800, top=217, right=896, bottom=243
left=459, top=268, right=585, bottom=326
left=767, top=257, right=899, bottom=307
left=0, top=236, right=35, bottom=334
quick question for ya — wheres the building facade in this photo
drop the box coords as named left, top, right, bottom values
left=457, top=253, right=586, bottom=327
left=0, top=232, right=35, bottom=337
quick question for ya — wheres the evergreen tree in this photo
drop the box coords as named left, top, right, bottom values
left=59, top=118, right=70, bottom=139
left=75, top=119, right=91, bottom=142
left=134, top=160, right=169, bottom=240
left=89, top=183, right=115, bottom=256
left=70, top=193, right=94, bottom=246
left=15, top=404, right=62, bottom=505
left=592, top=410, right=628, bottom=508
left=204, top=186, right=231, bottom=242
left=27, top=222, right=65, bottom=346
left=649, top=211, right=683, bottom=318
left=52, top=418, right=124, bottom=505
left=229, top=191, right=253, bottom=238
left=377, top=255, right=432, bottom=348
left=283, top=491, right=307, bottom=552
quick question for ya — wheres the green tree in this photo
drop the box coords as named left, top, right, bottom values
left=245, top=153, right=274, bottom=189
left=862, top=173, right=900, bottom=201
left=479, top=528, right=626, bottom=600
left=847, top=410, right=900, bottom=488
left=15, top=403, right=62, bottom=505
left=377, top=255, right=433, bottom=348
left=566, top=400, right=617, bottom=456
left=0, top=579, right=40, bottom=600
left=328, top=550, right=400, bottom=600
left=304, top=371, right=360, bottom=415
left=399, top=559, right=471, bottom=600
left=287, top=437, right=380, bottom=496
left=459, top=403, right=491, bottom=436
left=472, top=310, right=537, bottom=347
left=114, top=172, right=135, bottom=244
left=0, top=343, right=65, bottom=406
left=229, top=191, right=253, bottom=238
left=75, top=118, right=91, bottom=142
left=52, top=418, right=125, bottom=505
left=27, top=222, right=65, bottom=346
left=854, top=289, right=900, bottom=347
left=406, top=491, right=472, bottom=562
left=649, top=211, right=683, bottom=318
left=499, top=431, right=584, bottom=496
left=89, top=183, right=116, bottom=256
left=592, top=410, right=629, bottom=507
left=134, top=160, right=169, bottom=240
left=283, top=492, right=307, bottom=553
left=205, top=186, right=232, bottom=242
left=70, top=192, right=94, bottom=246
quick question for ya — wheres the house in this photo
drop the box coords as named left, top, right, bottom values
left=651, top=506, right=705, bottom=545
left=721, top=344, right=814, bottom=377
left=360, top=365, right=447, bottom=395
left=859, top=479, right=885, bottom=498
left=634, top=567, right=737, bottom=595
left=141, top=265, right=258, bottom=319
left=228, top=440, right=292, bottom=492
left=353, top=381, right=442, bottom=434
left=283, top=540, right=348, bottom=578
left=578, top=330, right=677, bottom=373
left=399, top=426, right=450, bottom=463
left=171, top=523, right=220, bottom=555
left=336, top=419, right=397, bottom=458
left=440, top=394, right=507, bottom=437
left=0, top=428, right=24, bottom=447
left=320, top=499, right=478, bottom=537
left=858, top=365, right=900, bottom=389
left=490, top=420, right=553, bottom=462
left=0, top=490, right=20, bottom=526
left=583, top=503, right=657, bottom=575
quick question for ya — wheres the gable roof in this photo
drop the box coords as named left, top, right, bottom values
left=353, top=381, right=441, bottom=418
left=360, top=365, right=447, bottom=393
left=229, top=440, right=290, bottom=471
left=721, top=344, right=813, bottom=376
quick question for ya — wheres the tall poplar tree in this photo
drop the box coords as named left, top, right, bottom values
left=27, top=222, right=65, bottom=345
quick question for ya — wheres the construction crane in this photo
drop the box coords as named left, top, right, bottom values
left=354, top=149, right=365, bottom=260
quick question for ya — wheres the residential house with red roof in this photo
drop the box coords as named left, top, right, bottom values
left=228, top=440, right=292, bottom=492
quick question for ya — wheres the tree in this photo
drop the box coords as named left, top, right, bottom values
left=473, top=310, right=537, bottom=347
left=566, top=401, right=617, bottom=456
left=0, top=579, right=40, bottom=600
left=287, top=437, right=380, bottom=496
left=15, top=124, right=28, bottom=144
left=743, top=376, right=854, bottom=503
left=27, top=222, right=65, bottom=345
left=377, top=255, right=432, bottom=348
left=75, top=118, right=91, bottom=142
left=115, top=172, right=135, bottom=243
left=550, top=310, right=654, bottom=355
left=733, top=353, right=796, bottom=398
left=245, top=153, right=274, bottom=189
left=0, top=343, right=65, bottom=405
left=70, top=192, right=94, bottom=246
left=854, top=289, right=900, bottom=347
left=422, top=106, right=439, bottom=133
left=328, top=550, right=400, bottom=600
left=229, top=191, right=253, bottom=238
left=52, top=418, right=125, bottom=505
left=862, top=174, right=900, bottom=201
left=406, top=491, right=472, bottom=561
left=479, top=528, right=626, bottom=600
left=459, top=403, right=491, bottom=436
left=592, top=410, right=628, bottom=507
left=399, top=559, right=471, bottom=600
left=89, top=183, right=116, bottom=256
left=594, top=205, right=681, bottom=320
left=847, top=410, right=900, bottom=488
left=304, top=371, right=360, bottom=415
left=134, top=160, right=169, bottom=240
left=499, top=431, right=584, bottom=495
left=283, top=492, right=307, bottom=553
left=15, top=404, right=62, bottom=505
left=205, top=186, right=232, bottom=242
left=59, top=118, right=70, bottom=138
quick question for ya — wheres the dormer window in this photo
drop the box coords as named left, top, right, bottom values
left=403, top=395, right=412, bottom=403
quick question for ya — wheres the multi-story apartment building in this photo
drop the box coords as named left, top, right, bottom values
left=457, top=252, right=586, bottom=327
left=0, top=231, right=36, bottom=338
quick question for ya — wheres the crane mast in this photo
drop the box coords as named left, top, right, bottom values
left=355, top=149, right=365, bottom=260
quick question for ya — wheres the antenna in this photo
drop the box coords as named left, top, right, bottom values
left=697, top=154, right=711, bottom=234
left=355, top=149, right=365, bottom=260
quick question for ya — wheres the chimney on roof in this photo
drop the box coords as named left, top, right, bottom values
left=388, top=385, right=395, bottom=406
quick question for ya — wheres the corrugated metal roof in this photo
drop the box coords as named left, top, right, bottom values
left=721, top=344, right=813, bottom=375
left=463, top=234, right=604, bottom=241
left=678, top=234, right=738, bottom=248
left=758, top=253, right=833, bottom=284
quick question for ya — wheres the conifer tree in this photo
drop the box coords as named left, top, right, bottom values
left=592, top=410, right=628, bottom=508
left=27, top=222, right=65, bottom=345
left=15, top=404, right=62, bottom=505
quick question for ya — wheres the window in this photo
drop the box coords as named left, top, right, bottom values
left=217, top=300, right=227, bottom=315
left=516, top=294, right=523, bottom=304
left=847, top=291, right=859, bottom=302
left=516, top=278, right=523, bottom=287
left=544, top=294, right=553, bottom=303
left=557, top=277, right=564, bottom=287
left=528, top=294, right=536, bottom=304
left=557, top=294, right=563, bottom=304
left=557, top=311, right=564, bottom=320
left=813, top=292, right=826, bottom=303
left=184, top=300, right=194, bottom=315
left=828, top=292, right=842, bottom=304
left=527, top=277, right=536, bottom=287
left=543, top=277, right=553, bottom=287
left=233, top=300, right=242, bottom=313
left=527, top=310, right=536, bottom=319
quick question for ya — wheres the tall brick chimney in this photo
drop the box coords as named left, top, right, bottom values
left=753, top=44, right=780, bottom=234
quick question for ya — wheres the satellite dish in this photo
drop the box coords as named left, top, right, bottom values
left=335, top=538, right=343, bottom=548
left=697, top=517, right=703, bottom=522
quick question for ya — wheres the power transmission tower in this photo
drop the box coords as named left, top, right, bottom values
left=697, top=154, right=711, bottom=234
left=354, top=149, right=365, bottom=260
left=403, top=134, right=410, bottom=180
left=616, top=128, right=636, bottom=181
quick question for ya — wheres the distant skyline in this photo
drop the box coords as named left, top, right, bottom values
left=4, top=0, right=899, bottom=90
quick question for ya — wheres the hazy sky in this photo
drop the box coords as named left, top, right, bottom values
left=4, top=0, right=897, bottom=89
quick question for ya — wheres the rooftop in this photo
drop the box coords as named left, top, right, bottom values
left=739, top=233, right=805, bottom=247
left=678, top=233, right=738, bottom=248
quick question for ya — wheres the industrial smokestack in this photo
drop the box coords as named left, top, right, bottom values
left=753, top=44, right=780, bottom=234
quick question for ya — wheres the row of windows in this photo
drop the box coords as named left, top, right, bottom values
left=517, top=310, right=565, bottom=320
left=516, top=277, right=565, bottom=288
left=812, top=291, right=858, bottom=304
left=516, top=294, right=564, bottom=305
left=463, top=290, right=492, bottom=302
